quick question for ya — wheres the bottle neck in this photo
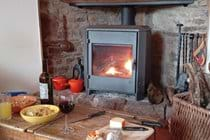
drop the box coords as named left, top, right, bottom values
left=78, top=58, right=82, bottom=65
left=42, top=59, right=48, bottom=73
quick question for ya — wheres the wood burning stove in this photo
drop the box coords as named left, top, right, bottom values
left=85, top=25, right=151, bottom=100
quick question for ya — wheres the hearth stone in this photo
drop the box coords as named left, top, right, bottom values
left=54, top=90, right=168, bottom=119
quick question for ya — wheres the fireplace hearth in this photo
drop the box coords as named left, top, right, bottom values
left=85, top=25, right=151, bottom=100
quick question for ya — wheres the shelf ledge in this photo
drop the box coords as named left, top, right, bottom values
left=61, top=0, right=194, bottom=7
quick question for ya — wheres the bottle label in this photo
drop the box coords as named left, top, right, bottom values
left=39, top=83, right=49, bottom=99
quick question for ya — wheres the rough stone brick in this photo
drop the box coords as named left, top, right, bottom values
left=39, top=0, right=208, bottom=83
left=39, top=0, right=209, bottom=115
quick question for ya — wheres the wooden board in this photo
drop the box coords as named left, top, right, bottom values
left=26, top=113, right=64, bottom=133
left=0, top=104, right=156, bottom=140
left=33, top=105, right=111, bottom=140
left=33, top=105, right=155, bottom=140
left=0, top=126, right=48, bottom=140
left=0, top=114, right=36, bottom=132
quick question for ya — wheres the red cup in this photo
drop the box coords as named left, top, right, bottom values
left=68, top=79, right=84, bottom=93
left=52, top=76, right=68, bottom=90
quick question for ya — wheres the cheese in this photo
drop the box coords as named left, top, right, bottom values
left=109, top=117, right=125, bottom=129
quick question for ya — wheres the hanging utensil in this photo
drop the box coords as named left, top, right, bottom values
left=175, top=31, right=189, bottom=93
left=184, top=33, right=188, bottom=72
left=189, top=34, right=195, bottom=63
left=195, top=33, right=200, bottom=50
left=182, top=33, right=186, bottom=72
left=176, top=23, right=184, bottom=82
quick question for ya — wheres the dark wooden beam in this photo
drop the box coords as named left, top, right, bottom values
left=61, top=0, right=194, bottom=7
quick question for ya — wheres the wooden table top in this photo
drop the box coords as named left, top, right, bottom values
left=0, top=104, right=154, bottom=140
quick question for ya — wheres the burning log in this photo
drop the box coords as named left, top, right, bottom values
left=93, top=56, right=132, bottom=78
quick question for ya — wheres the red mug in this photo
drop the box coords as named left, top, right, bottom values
left=68, top=79, right=84, bottom=93
left=52, top=76, right=68, bottom=90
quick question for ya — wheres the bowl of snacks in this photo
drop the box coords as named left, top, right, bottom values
left=20, top=104, right=59, bottom=124
left=12, top=95, right=37, bottom=113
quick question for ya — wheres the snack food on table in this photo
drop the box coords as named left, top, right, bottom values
left=86, top=130, right=104, bottom=140
left=20, top=105, right=59, bottom=124
left=12, top=96, right=37, bottom=113
left=24, top=106, right=55, bottom=117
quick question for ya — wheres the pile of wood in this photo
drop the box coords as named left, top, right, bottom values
left=166, top=62, right=210, bottom=109
left=185, top=62, right=210, bottom=108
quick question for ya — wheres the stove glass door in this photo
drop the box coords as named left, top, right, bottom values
left=92, top=44, right=132, bottom=79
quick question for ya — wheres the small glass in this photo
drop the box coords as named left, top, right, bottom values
left=0, top=93, right=12, bottom=120
left=58, top=92, right=75, bottom=134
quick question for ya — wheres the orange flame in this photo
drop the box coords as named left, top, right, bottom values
left=105, top=59, right=132, bottom=77
left=124, top=59, right=132, bottom=75
left=105, top=67, right=118, bottom=75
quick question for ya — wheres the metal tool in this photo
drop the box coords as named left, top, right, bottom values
left=129, top=119, right=166, bottom=140
left=142, top=120, right=166, bottom=140
left=185, top=33, right=188, bottom=65
left=182, top=33, right=186, bottom=72
left=175, top=24, right=189, bottom=93
left=189, top=33, right=195, bottom=63
left=128, top=119, right=164, bottom=128
left=193, top=33, right=200, bottom=64
left=141, top=120, right=163, bottom=128
left=122, top=126, right=148, bottom=131
left=70, top=111, right=105, bottom=124
left=176, top=23, right=184, bottom=82
left=195, top=33, right=200, bottom=50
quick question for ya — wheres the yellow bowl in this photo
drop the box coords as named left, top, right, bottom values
left=20, top=104, right=59, bottom=125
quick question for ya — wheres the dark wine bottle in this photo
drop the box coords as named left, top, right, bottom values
left=72, top=57, right=84, bottom=79
left=39, top=59, right=53, bottom=104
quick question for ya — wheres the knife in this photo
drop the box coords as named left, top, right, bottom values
left=141, top=120, right=162, bottom=127
left=122, top=126, right=148, bottom=131
left=128, top=119, right=164, bottom=128
left=70, top=111, right=106, bottom=124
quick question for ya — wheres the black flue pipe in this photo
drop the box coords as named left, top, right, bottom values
left=121, top=7, right=135, bottom=25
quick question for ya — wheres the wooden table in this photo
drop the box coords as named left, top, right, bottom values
left=0, top=104, right=154, bottom=140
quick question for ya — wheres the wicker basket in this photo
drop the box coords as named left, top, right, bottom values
left=171, top=92, right=210, bottom=140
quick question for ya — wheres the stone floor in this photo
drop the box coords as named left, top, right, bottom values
left=148, top=127, right=172, bottom=140
left=54, top=90, right=172, bottom=120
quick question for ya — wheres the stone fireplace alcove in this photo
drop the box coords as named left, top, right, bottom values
left=39, top=0, right=210, bottom=118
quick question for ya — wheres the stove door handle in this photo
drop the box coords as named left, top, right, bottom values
left=132, top=59, right=136, bottom=70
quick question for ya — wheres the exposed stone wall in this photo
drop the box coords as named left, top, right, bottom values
left=39, top=0, right=209, bottom=87
left=147, top=0, right=209, bottom=86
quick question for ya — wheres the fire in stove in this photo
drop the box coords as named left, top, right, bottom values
left=85, top=25, right=151, bottom=100
left=105, top=59, right=132, bottom=78
left=124, top=59, right=132, bottom=75
left=92, top=44, right=133, bottom=79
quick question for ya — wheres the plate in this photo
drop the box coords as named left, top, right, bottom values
left=96, top=123, right=154, bottom=140
left=12, top=95, right=37, bottom=113
left=20, top=104, right=59, bottom=124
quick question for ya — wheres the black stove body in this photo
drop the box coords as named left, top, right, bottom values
left=85, top=25, right=151, bottom=100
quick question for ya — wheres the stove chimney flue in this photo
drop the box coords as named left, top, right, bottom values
left=121, top=6, right=135, bottom=25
